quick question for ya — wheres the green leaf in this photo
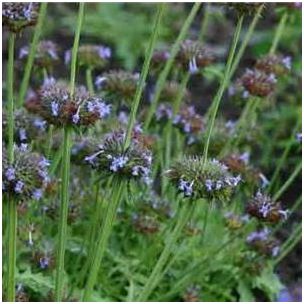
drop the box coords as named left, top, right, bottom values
left=237, top=280, right=255, bottom=302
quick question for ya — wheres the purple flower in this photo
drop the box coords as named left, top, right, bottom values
left=33, top=118, right=47, bottom=130
left=72, top=113, right=80, bottom=124
left=95, top=76, right=107, bottom=89
left=110, top=156, right=129, bottom=172
left=189, top=57, right=198, bottom=74
left=18, top=128, right=27, bottom=141
left=32, top=189, right=43, bottom=200
left=14, top=180, right=24, bottom=193
left=19, top=143, right=28, bottom=152
left=205, top=179, right=213, bottom=191
left=51, top=101, right=59, bottom=117
left=282, top=56, right=292, bottom=70
left=97, top=46, right=111, bottom=59
left=5, top=167, right=16, bottom=181
left=39, top=256, right=50, bottom=269
left=179, top=179, right=194, bottom=197
left=39, top=157, right=50, bottom=169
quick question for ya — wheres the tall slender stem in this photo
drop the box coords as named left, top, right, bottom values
left=124, top=3, right=165, bottom=150
left=82, top=180, right=125, bottom=301
left=268, top=119, right=301, bottom=192
left=137, top=202, right=193, bottom=301
left=17, top=2, right=48, bottom=107
left=55, top=3, right=84, bottom=301
left=229, top=4, right=264, bottom=78
left=269, top=11, right=288, bottom=54
left=273, top=162, right=301, bottom=201
left=86, top=68, right=94, bottom=94
left=6, top=31, right=16, bottom=302
left=202, top=15, right=244, bottom=166
left=198, top=3, right=210, bottom=41
left=144, top=3, right=201, bottom=130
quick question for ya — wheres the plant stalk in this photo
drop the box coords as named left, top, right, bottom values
left=202, top=15, right=244, bottom=166
left=6, top=31, right=16, bottom=302
left=144, top=2, right=201, bottom=130
left=124, top=3, right=165, bottom=150
left=17, top=2, right=48, bottom=107
left=55, top=3, right=84, bottom=301
left=86, top=67, right=94, bottom=94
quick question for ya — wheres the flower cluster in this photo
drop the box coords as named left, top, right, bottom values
left=166, top=157, right=241, bottom=201
left=19, top=40, right=60, bottom=71
left=132, top=213, right=159, bottom=234
left=95, top=70, right=140, bottom=102
left=3, top=108, right=47, bottom=143
left=246, top=228, right=280, bottom=258
left=176, top=40, right=214, bottom=74
left=84, top=130, right=152, bottom=184
left=155, top=103, right=173, bottom=122
left=65, top=44, right=111, bottom=69
left=71, top=137, right=99, bottom=165
left=2, top=2, right=39, bottom=32
left=224, top=212, right=249, bottom=230
left=32, top=250, right=55, bottom=270
left=26, top=79, right=111, bottom=127
left=3, top=145, right=50, bottom=201
left=173, top=105, right=205, bottom=135
left=246, top=191, right=288, bottom=223
left=255, top=54, right=292, bottom=77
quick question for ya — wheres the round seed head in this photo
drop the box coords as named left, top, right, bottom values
left=95, top=70, right=140, bottom=103
left=3, top=145, right=49, bottom=201
left=166, top=157, right=241, bottom=201
left=246, top=191, right=288, bottom=223
left=176, top=40, right=214, bottom=74
left=2, top=2, right=39, bottom=32
left=255, top=54, right=292, bottom=76
left=65, top=44, right=111, bottom=69
left=19, top=40, right=60, bottom=70
left=84, top=130, right=152, bottom=183
left=25, top=80, right=111, bottom=127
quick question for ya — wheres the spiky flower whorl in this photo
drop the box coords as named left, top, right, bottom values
left=25, top=79, right=111, bottom=127
left=65, top=44, right=111, bottom=69
left=3, top=108, right=47, bottom=143
left=246, top=191, right=288, bottom=223
left=238, top=68, right=277, bottom=98
left=84, top=130, right=152, bottom=184
left=166, top=157, right=241, bottom=201
left=255, top=54, right=291, bottom=77
left=19, top=40, right=60, bottom=71
left=2, top=2, right=39, bottom=32
left=176, top=40, right=214, bottom=74
left=95, top=70, right=140, bottom=102
left=3, top=145, right=50, bottom=201
left=246, top=228, right=280, bottom=257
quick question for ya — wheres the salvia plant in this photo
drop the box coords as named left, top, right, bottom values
left=2, top=2, right=302, bottom=303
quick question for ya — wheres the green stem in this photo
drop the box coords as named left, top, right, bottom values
left=198, top=3, right=210, bottom=41
left=268, top=119, right=301, bottom=192
left=82, top=180, right=125, bottom=301
left=273, top=162, right=301, bottom=201
left=269, top=12, right=289, bottom=54
left=229, top=4, right=264, bottom=78
left=46, top=125, right=54, bottom=159
left=55, top=3, right=84, bottom=301
left=137, top=203, right=193, bottom=301
left=124, top=3, right=165, bottom=150
left=6, top=31, right=16, bottom=302
left=86, top=68, right=94, bottom=94
left=202, top=15, right=244, bottom=166
left=17, top=3, right=48, bottom=107
left=144, top=3, right=201, bottom=130
left=274, top=224, right=301, bottom=265
left=55, top=127, right=72, bottom=301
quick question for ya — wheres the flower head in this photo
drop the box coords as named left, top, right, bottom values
left=176, top=40, right=214, bottom=74
left=247, top=228, right=280, bottom=257
left=132, top=213, right=159, bottom=234
left=19, top=40, right=60, bottom=71
left=2, top=2, right=39, bottom=32
left=3, top=145, right=49, bottom=200
left=95, top=70, right=140, bottom=103
left=246, top=191, right=288, bottom=223
left=25, top=80, right=111, bottom=127
left=166, top=157, right=241, bottom=201
left=255, top=54, right=292, bottom=76
left=84, top=130, right=152, bottom=183
left=65, top=44, right=111, bottom=69
left=227, top=3, right=265, bottom=16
